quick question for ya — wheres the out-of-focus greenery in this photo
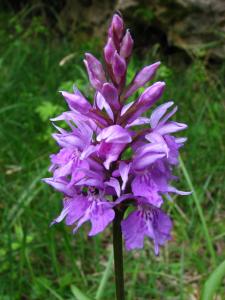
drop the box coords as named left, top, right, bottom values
left=0, top=10, right=225, bottom=300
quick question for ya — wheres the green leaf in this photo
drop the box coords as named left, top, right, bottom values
left=179, top=156, right=216, bottom=267
left=201, top=260, right=225, bottom=300
left=71, top=285, right=91, bottom=300
left=35, top=101, right=63, bottom=121
left=95, top=247, right=113, bottom=299
left=35, top=277, right=64, bottom=300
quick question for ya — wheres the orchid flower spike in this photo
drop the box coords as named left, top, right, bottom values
left=44, top=13, right=190, bottom=256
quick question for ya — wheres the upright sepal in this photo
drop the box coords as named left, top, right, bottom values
left=84, top=53, right=106, bottom=90
left=61, top=91, right=91, bottom=114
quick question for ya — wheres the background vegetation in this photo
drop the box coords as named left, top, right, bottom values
left=0, top=3, right=225, bottom=299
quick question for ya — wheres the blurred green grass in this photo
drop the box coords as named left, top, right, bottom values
left=0, top=11, right=225, bottom=300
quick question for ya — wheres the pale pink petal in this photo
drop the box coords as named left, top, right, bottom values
left=150, top=101, right=174, bottom=128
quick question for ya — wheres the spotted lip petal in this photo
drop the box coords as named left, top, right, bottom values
left=121, top=201, right=172, bottom=254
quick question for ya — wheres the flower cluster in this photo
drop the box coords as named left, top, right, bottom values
left=44, top=14, right=190, bottom=255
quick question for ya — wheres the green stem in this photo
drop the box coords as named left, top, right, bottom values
left=113, top=208, right=125, bottom=300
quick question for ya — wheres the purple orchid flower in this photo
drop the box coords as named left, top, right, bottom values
left=121, top=197, right=173, bottom=255
left=44, top=13, right=190, bottom=257
left=51, top=191, right=116, bottom=236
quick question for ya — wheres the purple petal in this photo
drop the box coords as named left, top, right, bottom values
left=51, top=197, right=88, bottom=226
left=97, top=125, right=132, bottom=144
left=43, top=178, right=75, bottom=196
left=121, top=101, right=134, bottom=116
left=104, top=38, right=116, bottom=64
left=160, top=106, right=178, bottom=125
left=61, top=91, right=91, bottom=114
left=131, top=175, right=163, bottom=207
left=101, top=83, right=120, bottom=109
left=133, top=153, right=165, bottom=171
left=50, top=148, right=73, bottom=165
left=80, top=145, right=97, bottom=160
left=157, top=122, right=187, bottom=135
left=167, top=186, right=192, bottom=195
left=120, top=30, right=133, bottom=59
left=145, top=133, right=169, bottom=157
left=147, top=208, right=173, bottom=255
left=119, top=162, right=131, bottom=190
left=126, top=117, right=150, bottom=128
left=108, top=14, right=124, bottom=40
left=114, top=193, right=134, bottom=205
left=150, top=101, right=174, bottom=128
left=123, top=203, right=173, bottom=254
left=175, top=137, right=187, bottom=144
left=125, top=82, right=166, bottom=124
left=98, top=142, right=125, bottom=170
left=51, top=111, right=97, bottom=132
left=84, top=53, right=106, bottom=90
left=125, top=62, right=161, bottom=98
left=52, top=133, right=82, bottom=148
left=135, top=143, right=166, bottom=157
left=138, top=82, right=165, bottom=107
left=53, top=160, right=73, bottom=178
left=95, top=92, right=114, bottom=121
left=51, top=199, right=70, bottom=225
left=89, top=202, right=115, bottom=236
left=112, top=52, right=126, bottom=83
left=68, top=163, right=90, bottom=187
left=105, top=177, right=121, bottom=197
left=73, top=84, right=83, bottom=97
left=51, top=124, right=67, bottom=134
left=74, top=168, right=104, bottom=188
left=121, top=211, right=145, bottom=251
left=65, top=197, right=89, bottom=225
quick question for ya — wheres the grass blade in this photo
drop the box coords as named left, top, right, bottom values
left=201, top=260, right=225, bottom=300
left=0, top=104, right=26, bottom=115
left=95, top=247, right=113, bottom=300
left=179, top=156, right=216, bottom=267
left=71, top=285, right=91, bottom=300
left=36, top=278, right=64, bottom=300
left=7, top=168, right=47, bottom=228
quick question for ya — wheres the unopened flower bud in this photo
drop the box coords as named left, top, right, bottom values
left=108, top=14, right=124, bottom=41
left=112, top=52, right=126, bottom=84
left=120, top=30, right=133, bottom=59
left=101, top=83, right=120, bottom=109
left=121, top=82, right=166, bottom=124
left=84, top=53, right=106, bottom=90
left=138, top=81, right=165, bottom=107
left=104, top=37, right=116, bottom=64
left=126, top=62, right=161, bottom=98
